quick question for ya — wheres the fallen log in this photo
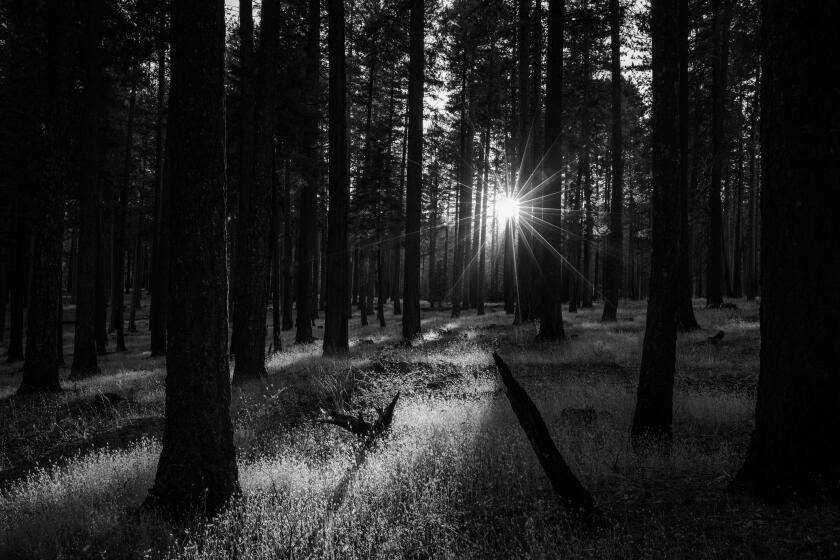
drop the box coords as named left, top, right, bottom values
left=492, top=351, right=605, bottom=528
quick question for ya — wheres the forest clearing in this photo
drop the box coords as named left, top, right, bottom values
left=2, top=298, right=837, bottom=558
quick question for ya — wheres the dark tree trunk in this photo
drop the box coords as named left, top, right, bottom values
left=296, top=0, right=320, bottom=344
left=676, top=0, right=699, bottom=330
left=94, top=195, right=107, bottom=354
left=111, top=76, right=137, bottom=353
left=567, top=150, right=584, bottom=314
left=402, top=0, right=423, bottom=342
left=452, top=68, right=473, bottom=318
left=537, top=0, right=565, bottom=340
left=503, top=220, right=514, bottom=314
left=144, top=0, right=238, bottom=518
left=493, top=353, right=604, bottom=525
left=6, top=201, right=27, bottom=362
left=282, top=162, right=294, bottom=330
left=706, top=0, right=731, bottom=308
left=323, top=0, right=350, bottom=355
left=602, top=0, right=623, bottom=323
left=71, top=0, right=103, bottom=377
left=476, top=126, right=490, bottom=316
left=745, top=69, right=759, bottom=301
left=270, top=152, right=282, bottom=352
left=582, top=148, right=594, bottom=308
left=732, top=86, right=744, bottom=299
left=150, top=11, right=169, bottom=357
left=631, top=0, right=681, bottom=448
left=230, top=0, right=255, bottom=358
left=427, top=162, right=438, bottom=309
left=392, top=110, right=407, bottom=317
left=0, top=260, right=6, bottom=344
left=735, top=1, right=840, bottom=502
left=232, top=0, right=280, bottom=383
left=514, top=0, right=532, bottom=325
left=128, top=233, right=142, bottom=333
left=19, top=0, right=70, bottom=394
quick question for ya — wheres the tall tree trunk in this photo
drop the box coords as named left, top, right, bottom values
left=537, top=0, right=565, bottom=339
left=735, top=1, right=840, bottom=500
left=477, top=126, right=490, bottom=316
left=732, top=87, right=744, bottom=298
left=111, top=76, right=137, bottom=353
left=232, top=0, right=280, bottom=383
left=602, top=0, right=623, bottom=322
left=323, top=0, right=350, bottom=355
left=427, top=161, right=438, bottom=309
left=452, top=69, right=472, bottom=319
left=392, top=111, right=407, bottom=317
left=676, top=0, right=699, bottom=330
left=6, top=201, right=27, bottom=363
left=630, top=0, right=681, bottom=449
left=706, top=0, right=731, bottom=307
left=503, top=220, right=515, bottom=314
left=270, top=152, right=282, bottom=352
left=144, top=0, right=238, bottom=518
left=71, top=0, right=104, bottom=377
left=281, top=162, right=294, bottom=330
left=745, top=68, right=759, bottom=301
left=19, top=0, right=70, bottom=394
left=296, top=0, right=320, bottom=344
left=128, top=233, right=142, bottom=333
left=230, top=0, right=255, bottom=357
left=95, top=194, right=107, bottom=354
left=514, top=0, right=532, bottom=325
left=150, top=10, right=169, bottom=357
left=0, top=260, right=6, bottom=344
left=402, top=0, right=423, bottom=341
left=582, top=141, right=594, bottom=308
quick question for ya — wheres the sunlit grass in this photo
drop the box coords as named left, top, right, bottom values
left=6, top=297, right=827, bottom=559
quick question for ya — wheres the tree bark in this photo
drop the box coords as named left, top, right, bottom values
left=150, top=10, right=169, bottom=357
left=735, top=1, right=840, bottom=502
left=602, top=0, right=623, bottom=322
left=19, top=0, right=70, bottom=394
left=232, top=0, right=280, bottom=383
left=676, top=0, right=699, bottom=330
left=706, top=0, right=731, bottom=308
left=537, top=0, right=565, bottom=339
left=476, top=126, right=490, bottom=316
left=6, top=199, right=27, bottom=363
left=514, top=0, right=532, bottom=325
left=144, top=0, right=238, bottom=518
left=230, top=0, right=255, bottom=358
left=402, top=0, right=423, bottom=342
left=111, top=76, right=137, bottom=353
left=270, top=151, right=282, bottom=352
left=71, top=0, right=104, bottom=377
left=296, top=0, right=320, bottom=344
left=323, top=0, right=350, bottom=355
left=631, top=0, right=681, bottom=448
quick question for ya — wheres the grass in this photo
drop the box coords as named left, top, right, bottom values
left=1, top=297, right=838, bottom=559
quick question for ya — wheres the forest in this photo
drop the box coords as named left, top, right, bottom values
left=0, top=0, right=838, bottom=558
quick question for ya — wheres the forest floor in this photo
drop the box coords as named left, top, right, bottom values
left=1, top=297, right=838, bottom=559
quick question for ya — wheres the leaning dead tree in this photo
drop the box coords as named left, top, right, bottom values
left=492, top=352, right=604, bottom=527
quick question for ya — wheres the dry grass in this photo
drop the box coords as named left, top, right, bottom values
left=1, top=297, right=838, bottom=559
